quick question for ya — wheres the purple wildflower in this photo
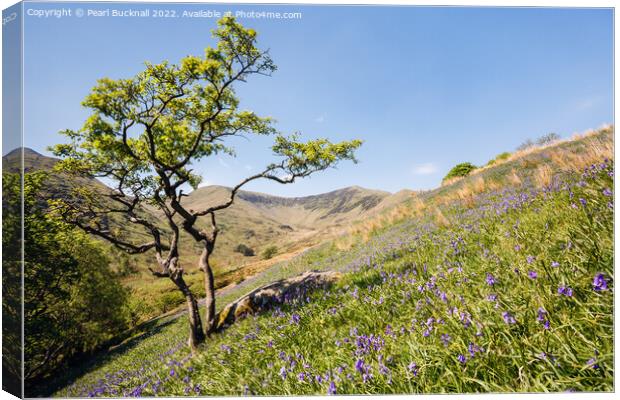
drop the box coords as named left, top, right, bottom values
left=593, top=273, right=608, bottom=291
left=528, top=270, right=538, bottom=279
left=536, top=307, right=546, bottom=321
left=502, top=311, right=516, bottom=324
left=558, top=285, right=574, bottom=297
left=551, top=261, right=560, bottom=268
left=457, top=354, right=467, bottom=364
left=526, top=255, right=536, bottom=264
left=459, top=312, right=472, bottom=328
left=536, top=307, right=550, bottom=329
left=355, top=359, right=365, bottom=373
left=327, top=381, right=337, bottom=395
left=468, top=342, right=482, bottom=357
left=587, top=358, right=600, bottom=370
left=408, top=362, right=418, bottom=376
left=486, top=273, right=496, bottom=286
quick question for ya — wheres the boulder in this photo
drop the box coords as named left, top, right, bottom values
left=215, top=270, right=342, bottom=330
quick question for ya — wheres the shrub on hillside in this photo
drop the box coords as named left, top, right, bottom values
left=262, top=245, right=278, bottom=260
left=517, top=133, right=561, bottom=152
left=442, top=162, right=477, bottom=183
left=486, top=152, right=511, bottom=166
left=235, top=243, right=255, bottom=257
left=156, top=291, right=184, bottom=314
left=516, top=138, right=535, bottom=151
left=536, top=132, right=560, bottom=146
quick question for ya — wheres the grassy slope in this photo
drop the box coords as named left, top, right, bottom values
left=52, top=128, right=613, bottom=396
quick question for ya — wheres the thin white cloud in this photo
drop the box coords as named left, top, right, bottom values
left=315, top=115, right=325, bottom=123
left=575, top=96, right=600, bottom=111
left=218, top=157, right=230, bottom=168
left=412, top=163, right=438, bottom=176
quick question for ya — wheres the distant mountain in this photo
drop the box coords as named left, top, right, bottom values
left=185, top=185, right=392, bottom=230
left=3, top=147, right=58, bottom=173
left=2, top=147, right=112, bottom=197
left=182, top=184, right=417, bottom=266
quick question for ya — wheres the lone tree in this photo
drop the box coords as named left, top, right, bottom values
left=51, top=17, right=362, bottom=349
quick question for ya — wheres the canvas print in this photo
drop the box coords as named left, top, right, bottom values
left=1, top=1, right=614, bottom=398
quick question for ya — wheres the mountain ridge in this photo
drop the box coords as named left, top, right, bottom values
left=4, top=148, right=405, bottom=205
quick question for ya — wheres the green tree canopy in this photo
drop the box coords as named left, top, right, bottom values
left=50, top=16, right=362, bottom=344
left=443, top=162, right=477, bottom=183
left=2, top=171, right=129, bottom=389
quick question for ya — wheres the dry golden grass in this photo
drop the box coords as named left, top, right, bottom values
left=434, top=207, right=450, bottom=227
left=345, top=125, right=613, bottom=246
left=534, top=164, right=553, bottom=187
left=456, top=186, right=475, bottom=207
left=347, top=194, right=433, bottom=241
left=508, top=169, right=522, bottom=185
left=548, top=134, right=613, bottom=172
left=408, top=197, right=427, bottom=217
left=334, top=234, right=356, bottom=251
left=441, top=176, right=463, bottom=186
left=471, top=177, right=487, bottom=193
left=349, top=218, right=382, bottom=242
left=442, top=176, right=498, bottom=208
left=509, top=124, right=613, bottom=165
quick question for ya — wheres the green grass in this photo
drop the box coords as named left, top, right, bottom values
left=51, top=153, right=613, bottom=396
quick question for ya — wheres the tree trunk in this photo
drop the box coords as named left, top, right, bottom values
left=199, top=246, right=217, bottom=336
left=171, top=275, right=205, bottom=352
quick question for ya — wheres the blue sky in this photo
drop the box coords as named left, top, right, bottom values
left=19, top=2, right=613, bottom=196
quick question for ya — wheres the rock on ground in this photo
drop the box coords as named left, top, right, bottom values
left=215, top=270, right=342, bottom=330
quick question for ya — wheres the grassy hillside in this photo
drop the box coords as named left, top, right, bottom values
left=39, top=127, right=614, bottom=395
left=182, top=185, right=393, bottom=269
left=5, top=149, right=408, bottom=325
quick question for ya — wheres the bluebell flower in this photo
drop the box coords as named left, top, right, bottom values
left=502, top=311, right=516, bottom=324
left=558, top=285, right=573, bottom=297
left=593, top=273, right=608, bottom=291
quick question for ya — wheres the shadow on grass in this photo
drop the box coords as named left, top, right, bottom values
left=29, top=316, right=180, bottom=397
